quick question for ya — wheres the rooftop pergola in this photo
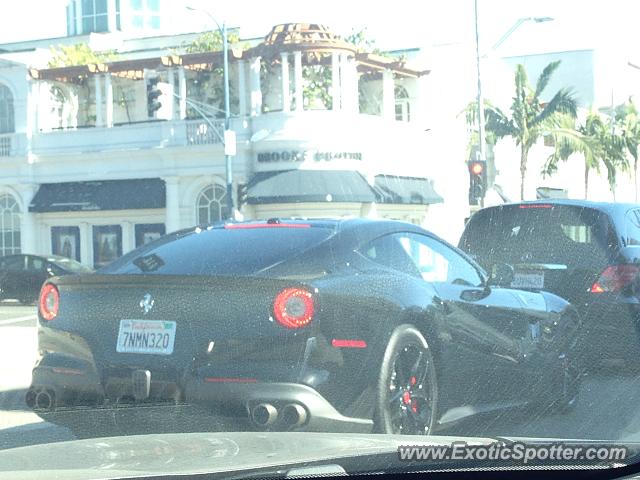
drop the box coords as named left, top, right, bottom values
left=29, top=23, right=427, bottom=82
left=28, top=23, right=429, bottom=126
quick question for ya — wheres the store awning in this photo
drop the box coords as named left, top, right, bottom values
left=247, top=170, right=376, bottom=204
left=374, top=175, right=443, bottom=205
left=29, top=179, right=166, bottom=213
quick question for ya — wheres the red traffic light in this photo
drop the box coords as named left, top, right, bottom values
left=470, top=162, right=484, bottom=175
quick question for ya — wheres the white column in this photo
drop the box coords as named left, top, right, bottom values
left=331, top=52, right=341, bottom=110
left=167, top=68, right=175, bottom=120
left=122, top=221, right=134, bottom=254
left=382, top=69, right=395, bottom=120
left=250, top=57, right=262, bottom=116
left=18, top=185, right=38, bottom=254
left=94, top=75, right=103, bottom=127
left=79, top=222, right=92, bottom=267
left=178, top=67, right=187, bottom=119
left=107, top=0, right=117, bottom=31
left=164, top=177, right=180, bottom=233
left=75, top=0, right=83, bottom=34
left=26, top=81, right=39, bottom=151
left=294, top=51, right=304, bottom=112
left=341, top=56, right=357, bottom=113
left=237, top=60, right=247, bottom=117
left=340, top=53, right=350, bottom=112
left=280, top=52, right=290, bottom=112
left=104, top=73, right=113, bottom=127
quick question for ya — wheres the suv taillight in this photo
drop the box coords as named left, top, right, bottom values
left=589, top=265, right=640, bottom=293
left=39, top=284, right=59, bottom=321
left=273, top=287, right=314, bottom=329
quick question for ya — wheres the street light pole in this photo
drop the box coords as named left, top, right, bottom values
left=474, top=0, right=486, bottom=167
left=473, top=6, right=553, bottom=206
left=221, top=22, right=233, bottom=219
left=186, top=6, right=234, bottom=219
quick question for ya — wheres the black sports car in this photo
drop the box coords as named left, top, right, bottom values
left=28, top=218, right=581, bottom=435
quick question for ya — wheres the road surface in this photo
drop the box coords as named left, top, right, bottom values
left=1, top=304, right=639, bottom=451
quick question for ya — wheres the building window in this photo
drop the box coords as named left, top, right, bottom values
left=93, top=225, right=122, bottom=268
left=135, top=223, right=165, bottom=247
left=0, top=195, right=20, bottom=257
left=0, top=85, right=15, bottom=134
left=197, top=185, right=229, bottom=225
left=81, top=0, right=109, bottom=33
left=51, top=226, right=81, bottom=261
left=394, top=85, right=410, bottom=122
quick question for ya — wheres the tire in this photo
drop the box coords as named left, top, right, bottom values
left=374, top=325, right=438, bottom=435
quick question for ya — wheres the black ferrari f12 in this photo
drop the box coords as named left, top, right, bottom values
left=28, top=218, right=581, bottom=434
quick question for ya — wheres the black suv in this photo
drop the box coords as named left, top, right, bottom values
left=459, top=199, right=640, bottom=369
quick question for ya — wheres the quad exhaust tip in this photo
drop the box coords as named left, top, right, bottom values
left=33, top=389, right=55, bottom=411
left=251, top=403, right=278, bottom=426
left=282, top=403, right=307, bottom=427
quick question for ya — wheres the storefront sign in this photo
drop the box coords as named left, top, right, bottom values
left=257, top=151, right=363, bottom=163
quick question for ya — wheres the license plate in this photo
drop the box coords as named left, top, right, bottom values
left=116, top=319, right=176, bottom=355
left=511, top=272, right=545, bottom=289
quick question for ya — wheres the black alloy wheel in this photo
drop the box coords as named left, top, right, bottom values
left=376, top=326, right=438, bottom=435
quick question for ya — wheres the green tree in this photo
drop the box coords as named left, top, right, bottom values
left=484, top=61, right=578, bottom=200
left=184, top=30, right=242, bottom=53
left=48, top=43, right=118, bottom=67
left=545, top=111, right=628, bottom=199
left=616, top=100, right=640, bottom=200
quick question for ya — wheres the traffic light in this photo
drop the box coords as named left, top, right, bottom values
left=237, top=183, right=248, bottom=207
left=468, top=160, right=487, bottom=206
left=147, top=77, right=162, bottom=118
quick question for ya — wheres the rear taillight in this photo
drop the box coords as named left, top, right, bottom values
left=273, top=288, right=314, bottom=329
left=39, top=284, right=59, bottom=321
left=589, top=265, right=640, bottom=293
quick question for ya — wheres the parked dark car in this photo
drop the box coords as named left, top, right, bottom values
left=0, top=254, right=93, bottom=304
left=459, top=199, right=640, bottom=369
left=28, top=218, right=580, bottom=435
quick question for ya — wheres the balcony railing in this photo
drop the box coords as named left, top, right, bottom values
left=185, top=119, right=225, bottom=146
left=0, top=134, right=11, bottom=157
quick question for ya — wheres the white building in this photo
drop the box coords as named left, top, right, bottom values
left=0, top=18, right=442, bottom=268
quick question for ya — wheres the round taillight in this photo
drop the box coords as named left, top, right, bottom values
left=39, top=284, right=59, bottom=321
left=273, top=288, right=314, bottom=329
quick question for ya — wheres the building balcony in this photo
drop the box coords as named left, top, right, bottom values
left=27, top=110, right=423, bottom=160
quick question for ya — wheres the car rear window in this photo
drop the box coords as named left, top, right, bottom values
left=459, top=204, right=616, bottom=268
left=98, top=225, right=335, bottom=276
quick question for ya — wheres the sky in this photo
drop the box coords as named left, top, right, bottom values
left=0, top=0, right=639, bottom=56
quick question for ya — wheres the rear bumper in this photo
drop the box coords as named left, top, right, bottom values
left=577, top=295, right=640, bottom=367
left=28, top=355, right=373, bottom=433
left=185, top=379, right=373, bottom=433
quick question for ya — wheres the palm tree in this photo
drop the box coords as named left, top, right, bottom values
left=484, top=61, right=578, bottom=200
left=545, top=111, right=628, bottom=199
left=616, top=100, right=640, bottom=201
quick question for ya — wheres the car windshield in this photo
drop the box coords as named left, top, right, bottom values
left=99, top=225, right=335, bottom=275
left=2, top=0, right=640, bottom=478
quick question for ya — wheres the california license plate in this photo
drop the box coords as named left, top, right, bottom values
left=116, top=320, right=176, bottom=355
left=511, top=272, right=545, bottom=289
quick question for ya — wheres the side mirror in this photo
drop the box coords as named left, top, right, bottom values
left=488, top=263, right=514, bottom=287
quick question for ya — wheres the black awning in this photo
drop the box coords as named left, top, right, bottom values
left=374, top=175, right=443, bottom=205
left=29, top=178, right=166, bottom=213
left=247, top=170, right=376, bottom=204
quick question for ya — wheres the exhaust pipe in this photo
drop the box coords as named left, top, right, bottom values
left=281, top=403, right=307, bottom=427
left=34, top=390, right=55, bottom=411
left=251, top=403, right=278, bottom=426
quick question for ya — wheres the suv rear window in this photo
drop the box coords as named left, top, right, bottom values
left=459, top=204, right=616, bottom=269
left=99, top=226, right=335, bottom=276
